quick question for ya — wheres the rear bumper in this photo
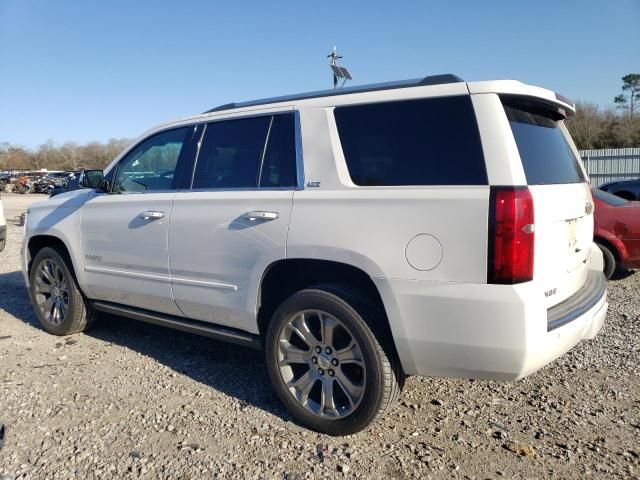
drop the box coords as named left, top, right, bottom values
left=547, top=270, right=606, bottom=331
left=377, top=269, right=607, bottom=381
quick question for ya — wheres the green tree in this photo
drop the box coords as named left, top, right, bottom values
left=614, top=73, right=640, bottom=118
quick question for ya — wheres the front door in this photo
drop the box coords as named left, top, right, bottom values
left=169, top=112, right=298, bottom=332
left=81, top=125, right=195, bottom=315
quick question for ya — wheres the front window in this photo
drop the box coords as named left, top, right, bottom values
left=114, top=127, right=191, bottom=193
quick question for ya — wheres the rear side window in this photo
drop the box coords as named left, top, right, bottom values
left=502, top=100, right=586, bottom=185
left=193, top=113, right=297, bottom=189
left=334, top=96, right=487, bottom=186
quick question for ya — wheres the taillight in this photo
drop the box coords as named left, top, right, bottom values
left=488, top=186, right=535, bottom=284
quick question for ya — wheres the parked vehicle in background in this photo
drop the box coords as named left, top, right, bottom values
left=599, top=178, right=640, bottom=201
left=22, top=74, right=608, bottom=435
left=33, top=171, right=79, bottom=195
left=14, top=175, right=36, bottom=194
left=593, top=188, right=640, bottom=279
left=49, top=172, right=81, bottom=197
left=0, top=195, right=5, bottom=251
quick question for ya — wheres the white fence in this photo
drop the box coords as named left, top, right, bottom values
left=580, top=148, right=640, bottom=187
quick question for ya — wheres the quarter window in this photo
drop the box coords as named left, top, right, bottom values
left=114, top=127, right=191, bottom=193
left=334, top=97, right=487, bottom=186
left=260, top=114, right=297, bottom=187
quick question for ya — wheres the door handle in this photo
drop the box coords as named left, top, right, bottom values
left=243, top=211, right=279, bottom=221
left=140, top=210, right=165, bottom=220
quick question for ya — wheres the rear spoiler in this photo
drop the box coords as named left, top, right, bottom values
left=468, top=80, right=575, bottom=117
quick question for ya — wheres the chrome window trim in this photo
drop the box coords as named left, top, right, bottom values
left=185, top=186, right=297, bottom=193
left=189, top=122, right=207, bottom=188
left=188, top=110, right=304, bottom=191
left=257, top=116, right=275, bottom=186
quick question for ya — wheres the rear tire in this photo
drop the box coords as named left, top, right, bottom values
left=596, top=242, right=616, bottom=280
left=29, top=246, right=96, bottom=335
left=265, top=284, right=403, bottom=435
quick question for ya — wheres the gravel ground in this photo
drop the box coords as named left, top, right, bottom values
left=0, top=193, right=638, bottom=479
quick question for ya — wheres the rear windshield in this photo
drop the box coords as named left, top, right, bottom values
left=334, top=96, right=487, bottom=186
left=503, top=100, right=586, bottom=185
left=593, top=187, right=629, bottom=206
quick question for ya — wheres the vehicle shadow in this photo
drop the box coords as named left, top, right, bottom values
left=0, top=271, right=41, bottom=328
left=0, top=270, right=289, bottom=423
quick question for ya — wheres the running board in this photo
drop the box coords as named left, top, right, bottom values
left=91, top=301, right=262, bottom=350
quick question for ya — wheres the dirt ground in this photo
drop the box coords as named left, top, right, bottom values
left=0, top=192, right=638, bottom=479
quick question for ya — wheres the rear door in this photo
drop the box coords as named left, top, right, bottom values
left=502, top=98, right=593, bottom=307
left=168, top=112, right=298, bottom=332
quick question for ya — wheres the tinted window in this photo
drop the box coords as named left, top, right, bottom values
left=593, top=188, right=629, bottom=206
left=334, top=96, right=487, bottom=186
left=193, top=114, right=297, bottom=189
left=260, top=114, right=297, bottom=187
left=503, top=101, right=586, bottom=185
left=114, top=127, right=190, bottom=193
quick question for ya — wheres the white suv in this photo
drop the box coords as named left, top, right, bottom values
left=22, top=75, right=608, bottom=435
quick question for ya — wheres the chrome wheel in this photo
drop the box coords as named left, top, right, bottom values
left=34, top=258, right=69, bottom=326
left=277, top=309, right=366, bottom=419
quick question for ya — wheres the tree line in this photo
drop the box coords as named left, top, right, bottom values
left=1, top=75, right=639, bottom=172
left=566, top=103, right=640, bottom=150
left=0, top=138, right=132, bottom=172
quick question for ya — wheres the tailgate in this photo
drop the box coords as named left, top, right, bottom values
left=530, top=183, right=593, bottom=308
left=501, top=96, right=594, bottom=307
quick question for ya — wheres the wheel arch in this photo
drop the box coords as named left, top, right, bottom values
left=255, top=259, right=401, bottom=351
left=594, top=235, right=623, bottom=265
left=27, top=234, right=76, bottom=277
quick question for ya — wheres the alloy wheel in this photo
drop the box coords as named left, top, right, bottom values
left=277, top=309, right=366, bottom=419
left=33, top=258, right=69, bottom=325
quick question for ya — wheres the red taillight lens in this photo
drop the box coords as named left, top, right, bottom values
left=488, top=186, right=535, bottom=284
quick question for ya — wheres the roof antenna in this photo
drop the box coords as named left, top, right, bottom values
left=327, top=46, right=352, bottom=89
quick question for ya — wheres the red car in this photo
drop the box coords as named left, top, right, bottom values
left=593, top=188, right=640, bottom=279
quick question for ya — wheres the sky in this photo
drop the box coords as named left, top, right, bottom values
left=1, top=0, right=638, bottom=149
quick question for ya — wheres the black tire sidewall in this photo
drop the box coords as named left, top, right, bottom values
left=29, top=247, right=83, bottom=335
left=265, top=288, right=387, bottom=435
left=596, top=243, right=616, bottom=279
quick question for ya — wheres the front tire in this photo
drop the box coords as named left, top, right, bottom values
left=596, top=242, right=616, bottom=280
left=29, top=246, right=95, bottom=335
left=265, top=284, right=403, bottom=435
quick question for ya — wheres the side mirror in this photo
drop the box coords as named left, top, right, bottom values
left=81, top=170, right=105, bottom=190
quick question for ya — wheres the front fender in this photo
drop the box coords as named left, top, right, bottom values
left=23, top=190, right=90, bottom=290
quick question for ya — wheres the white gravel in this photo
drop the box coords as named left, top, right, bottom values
left=0, top=193, right=638, bottom=479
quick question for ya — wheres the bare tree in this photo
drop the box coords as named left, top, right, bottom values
left=59, top=142, right=84, bottom=170
left=566, top=101, right=602, bottom=149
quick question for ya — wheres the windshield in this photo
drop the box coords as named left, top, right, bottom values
left=502, top=99, right=586, bottom=185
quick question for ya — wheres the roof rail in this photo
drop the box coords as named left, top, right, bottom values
left=204, top=74, right=464, bottom=113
